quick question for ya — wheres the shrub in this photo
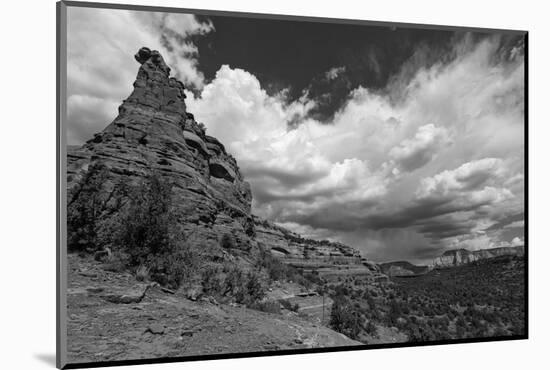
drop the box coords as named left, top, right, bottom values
left=257, top=248, right=296, bottom=282
left=101, top=250, right=128, bottom=273
left=244, top=271, right=265, bottom=304
left=223, top=264, right=245, bottom=297
left=135, top=264, right=150, bottom=281
left=365, top=320, right=378, bottom=336
left=280, top=299, right=300, bottom=312
left=249, top=300, right=281, bottom=314
left=329, top=296, right=362, bottom=340
left=200, top=264, right=265, bottom=306
left=110, top=172, right=198, bottom=289
left=201, top=265, right=224, bottom=296
left=67, top=163, right=111, bottom=252
left=220, top=233, right=236, bottom=249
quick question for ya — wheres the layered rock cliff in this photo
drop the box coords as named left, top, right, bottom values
left=67, top=47, right=380, bottom=281
left=432, top=246, right=525, bottom=268
left=254, top=217, right=385, bottom=282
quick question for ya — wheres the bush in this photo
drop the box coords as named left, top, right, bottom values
left=201, top=265, right=224, bottom=296
left=280, top=299, right=300, bottom=312
left=365, top=320, right=378, bottom=336
left=248, top=300, right=281, bottom=314
left=223, top=264, right=245, bottom=297
left=257, top=248, right=295, bottom=282
left=101, top=250, right=128, bottom=273
left=67, top=163, right=111, bottom=252
left=68, top=167, right=198, bottom=289
left=200, top=264, right=265, bottom=306
left=110, top=172, right=198, bottom=289
left=220, top=233, right=236, bottom=249
left=244, top=271, right=265, bottom=304
left=329, top=296, right=362, bottom=340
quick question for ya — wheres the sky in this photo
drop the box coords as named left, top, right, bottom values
left=66, top=6, right=525, bottom=264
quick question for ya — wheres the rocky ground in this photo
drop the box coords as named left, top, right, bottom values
left=66, top=254, right=361, bottom=364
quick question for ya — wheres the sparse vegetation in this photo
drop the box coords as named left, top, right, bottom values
left=248, top=300, right=281, bottom=314
left=109, top=172, right=199, bottom=289
left=328, top=256, right=525, bottom=343
left=280, top=299, right=300, bottom=312
left=329, top=296, right=363, bottom=340
left=256, top=247, right=324, bottom=290
left=67, top=163, right=112, bottom=252
left=68, top=168, right=200, bottom=289
left=201, top=263, right=266, bottom=307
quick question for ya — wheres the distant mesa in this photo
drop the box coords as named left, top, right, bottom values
left=380, top=245, right=525, bottom=275
left=432, top=246, right=525, bottom=268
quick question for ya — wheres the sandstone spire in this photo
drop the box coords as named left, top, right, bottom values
left=68, top=47, right=255, bottom=251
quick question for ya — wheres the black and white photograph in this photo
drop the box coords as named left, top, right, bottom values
left=58, top=1, right=526, bottom=367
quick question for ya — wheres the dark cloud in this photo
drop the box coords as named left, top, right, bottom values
left=416, top=218, right=477, bottom=240
left=193, top=16, right=477, bottom=122
left=270, top=157, right=518, bottom=250
left=242, top=165, right=327, bottom=189
left=251, top=184, right=337, bottom=204
left=68, top=8, right=525, bottom=262
left=485, top=213, right=524, bottom=231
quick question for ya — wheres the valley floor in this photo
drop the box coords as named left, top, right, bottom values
left=327, top=255, right=526, bottom=343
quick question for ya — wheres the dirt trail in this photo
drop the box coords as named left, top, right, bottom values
left=66, top=255, right=361, bottom=364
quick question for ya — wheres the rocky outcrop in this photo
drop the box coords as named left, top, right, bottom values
left=254, top=217, right=386, bottom=282
left=432, top=246, right=525, bottom=268
left=67, top=47, right=383, bottom=280
left=67, top=47, right=255, bottom=252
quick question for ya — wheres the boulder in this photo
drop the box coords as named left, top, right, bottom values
left=146, top=324, right=165, bottom=335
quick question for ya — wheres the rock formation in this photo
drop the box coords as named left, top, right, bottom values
left=68, top=47, right=255, bottom=254
left=432, top=246, right=525, bottom=268
left=67, top=47, right=382, bottom=280
left=254, top=217, right=386, bottom=282
left=379, top=261, right=431, bottom=277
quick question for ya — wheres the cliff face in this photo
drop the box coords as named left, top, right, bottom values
left=254, top=217, right=384, bottom=282
left=68, top=47, right=255, bottom=251
left=67, top=47, right=381, bottom=280
left=432, top=246, right=525, bottom=268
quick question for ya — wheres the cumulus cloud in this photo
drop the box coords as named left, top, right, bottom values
left=66, top=7, right=214, bottom=145
left=186, top=66, right=389, bottom=223
left=325, top=66, right=346, bottom=80
left=510, top=236, right=524, bottom=247
left=66, top=8, right=524, bottom=263
left=187, top=35, right=524, bottom=262
left=389, top=124, right=450, bottom=172
left=416, top=158, right=507, bottom=198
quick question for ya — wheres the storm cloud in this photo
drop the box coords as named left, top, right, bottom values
left=67, top=8, right=525, bottom=263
